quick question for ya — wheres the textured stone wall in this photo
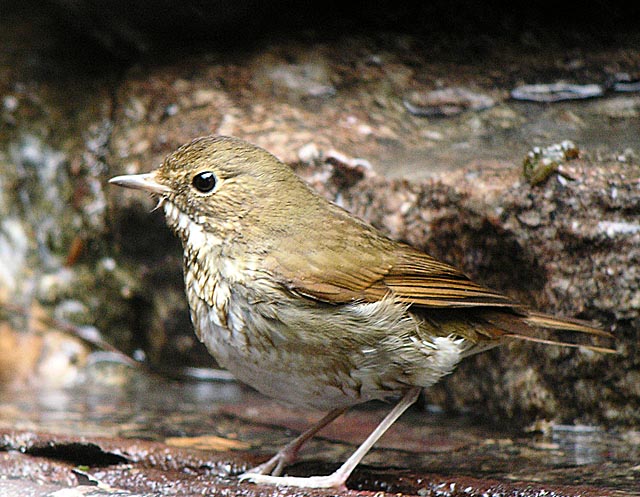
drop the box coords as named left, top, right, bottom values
left=1, top=2, right=638, bottom=425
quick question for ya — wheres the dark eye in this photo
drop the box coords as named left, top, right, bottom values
left=192, top=171, right=217, bottom=193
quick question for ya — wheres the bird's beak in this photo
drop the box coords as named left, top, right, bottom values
left=109, top=172, right=171, bottom=195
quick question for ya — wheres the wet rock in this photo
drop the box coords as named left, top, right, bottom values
left=612, top=79, right=640, bottom=93
left=511, top=83, right=604, bottom=102
left=586, top=96, right=640, bottom=118
left=597, top=221, right=640, bottom=237
left=0, top=321, right=90, bottom=389
left=0, top=427, right=635, bottom=496
left=297, top=142, right=321, bottom=163
left=2, top=1, right=639, bottom=431
left=0, top=218, right=29, bottom=295
left=254, top=62, right=336, bottom=100
left=403, top=87, right=496, bottom=117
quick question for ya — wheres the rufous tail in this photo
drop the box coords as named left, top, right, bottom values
left=485, top=310, right=616, bottom=354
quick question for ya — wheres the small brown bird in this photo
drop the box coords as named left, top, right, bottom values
left=110, top=136, right=612, bottom=489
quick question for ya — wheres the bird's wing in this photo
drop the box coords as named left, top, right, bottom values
left=265, top=230, right=613, bottom=350
left=266, top=241, right=613, bottom=349
left=375, top=246, right=515, bottom=307
left=266, top=233, right=515, bottom=308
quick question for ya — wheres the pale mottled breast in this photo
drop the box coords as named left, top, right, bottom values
left=190, top=278, right=471, bottom=409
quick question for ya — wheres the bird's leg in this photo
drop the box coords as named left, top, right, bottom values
left=240, top=387, right=421, bottom=489
left=243, top=406, right=348, bottom=477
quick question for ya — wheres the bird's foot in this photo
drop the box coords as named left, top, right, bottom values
left=244, top=448, right=295, bottom=476
left=239, top=471, right=348, bottom=490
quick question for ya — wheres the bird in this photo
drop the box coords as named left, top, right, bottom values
left=109, top=135, right=613, bottom=489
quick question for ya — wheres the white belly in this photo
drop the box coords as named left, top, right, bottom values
left=190, top=284, right=467, bottom=410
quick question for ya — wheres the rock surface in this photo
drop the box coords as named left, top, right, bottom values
left=0, top=1, right=639, bottom=430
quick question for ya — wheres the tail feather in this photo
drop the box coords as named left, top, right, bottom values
left=523, top=311, right=613, bottom=338
left=504, top=334, right=617, bottom=354
left=481, top=309, right=616, bottom=354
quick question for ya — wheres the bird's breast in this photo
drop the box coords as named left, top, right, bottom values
left=184, top=265, right=470, bottom=409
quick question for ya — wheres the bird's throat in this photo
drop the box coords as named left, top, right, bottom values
left=163, top=201, right=224, bottom=251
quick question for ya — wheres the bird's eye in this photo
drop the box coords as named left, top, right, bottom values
left=192, top=171, right=217, bottom=193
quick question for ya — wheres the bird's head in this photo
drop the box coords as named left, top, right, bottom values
left=110, top=135, right=309, bottom=245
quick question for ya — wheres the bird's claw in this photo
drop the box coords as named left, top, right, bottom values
left=238, top=472, right=347, bottom=489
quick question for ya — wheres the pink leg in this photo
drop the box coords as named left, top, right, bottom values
left=240, top=387, right=421, bottom=489
left=245, top=407, right=348, bottom=476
